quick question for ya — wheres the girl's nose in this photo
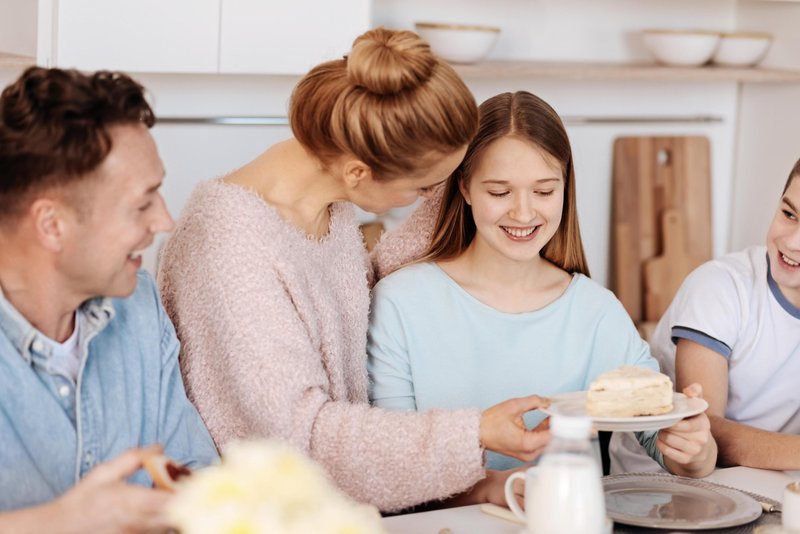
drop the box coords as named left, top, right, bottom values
left=509, top=193, right=535, bottom=222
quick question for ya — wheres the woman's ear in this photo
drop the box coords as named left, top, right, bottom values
left=341, top=159, right=373, bottom=189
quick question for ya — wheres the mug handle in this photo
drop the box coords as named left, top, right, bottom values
left=505, top=469, right=535, bottom=522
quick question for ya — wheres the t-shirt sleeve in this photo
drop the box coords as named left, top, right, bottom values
left=635, top=430, right=666, bottom=469
left=367, top=279, right=418, bottom=411
left=665, top=262, right=743, bottom=359
left=593, top=292, right=660, bottom=373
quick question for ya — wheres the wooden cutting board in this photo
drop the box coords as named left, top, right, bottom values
left=611, top=136, right=712, bottom=323
left=643, top=210, right=705, bottom=321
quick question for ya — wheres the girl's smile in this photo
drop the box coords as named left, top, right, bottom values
left=500, top=225, right=541, bottom=241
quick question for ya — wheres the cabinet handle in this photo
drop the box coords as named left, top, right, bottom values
left=156, top=115, right=723, bottom=127
left=157, top=116, right=290, bottom=126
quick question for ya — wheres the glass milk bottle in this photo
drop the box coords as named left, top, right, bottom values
left=506, top=415, right=607, bottom=533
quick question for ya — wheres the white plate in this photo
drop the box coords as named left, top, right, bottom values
left=540, top=391, right=708, bottom=431
left=603, top=473, right=762, bottom=529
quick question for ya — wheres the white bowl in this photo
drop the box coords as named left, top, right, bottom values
left=642, top=30, right=721, bottom=67
left=712, top=32, right=772, bottom=67
left=415, top=22, right=500, bottom=64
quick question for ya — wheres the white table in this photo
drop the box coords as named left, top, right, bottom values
left=382, top=467, right=800, bottom=533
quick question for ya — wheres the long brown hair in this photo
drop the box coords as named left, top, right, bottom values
left=423, top=91, right=590, bottom=276
left=289, top=27, right=478, bottom=180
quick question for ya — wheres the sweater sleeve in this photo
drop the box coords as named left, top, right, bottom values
left=367, top=279, right=418, bottom=412
left=159, top=202, right=484, bottom=512
left=369, top=189, right=444, bottom=283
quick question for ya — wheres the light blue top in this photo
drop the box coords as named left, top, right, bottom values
left=0, top=270, right=218, bottom=511
left=368, top=262, right=663, bottom=470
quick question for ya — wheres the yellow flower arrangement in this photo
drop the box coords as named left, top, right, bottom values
left=169, top=440, right=387, bottom=534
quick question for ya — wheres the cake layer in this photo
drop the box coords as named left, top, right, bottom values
left=586, top=366, right=673, bottom=417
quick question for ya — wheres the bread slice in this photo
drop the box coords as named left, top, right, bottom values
left=586, top=365, right=673, bottom=417
left=142, top=452, right=191, bottom=492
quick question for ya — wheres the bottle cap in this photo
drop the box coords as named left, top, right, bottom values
left=550, top=415, right=592, bottom=439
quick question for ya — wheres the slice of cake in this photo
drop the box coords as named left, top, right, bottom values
left=586, top=365, right=673, bottom=417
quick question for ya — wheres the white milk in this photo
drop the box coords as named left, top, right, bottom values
left=526, top=453, right=606, bottom=534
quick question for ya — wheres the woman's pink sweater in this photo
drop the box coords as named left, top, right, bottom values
left=158, top=179, right=484, bottom=512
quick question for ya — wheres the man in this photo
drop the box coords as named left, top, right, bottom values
left=0, top=66, right=217, bottom=531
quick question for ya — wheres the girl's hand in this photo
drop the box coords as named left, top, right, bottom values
left=657, top=383, right=718, bottom=477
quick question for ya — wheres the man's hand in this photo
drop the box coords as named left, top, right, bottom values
left=0, top=446, right=175, bottom=534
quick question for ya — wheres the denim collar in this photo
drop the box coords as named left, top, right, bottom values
left=0, top=287, right=115, bottom=365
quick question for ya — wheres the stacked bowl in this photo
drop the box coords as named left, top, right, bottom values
left=713, top=32, right=773, bottom=67
left=641, top=29, right=772, bottom=67
left=415, top=22, right=501, bottom=64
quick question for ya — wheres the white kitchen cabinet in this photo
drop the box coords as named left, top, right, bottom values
left=37, top=0, right=220, bottom=73
left=219, top=0, right=370, bottom=74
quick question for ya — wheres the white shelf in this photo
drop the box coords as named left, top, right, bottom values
left=0, top=52, right=34, bottom=70
left=452, top=61, right=800, bottom=83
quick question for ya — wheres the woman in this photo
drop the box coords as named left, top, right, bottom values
left=159, top=29, right=550, bottom=512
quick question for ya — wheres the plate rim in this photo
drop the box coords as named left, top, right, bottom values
left=541, top=391, right=708, bottom=431
left=602, top=472, right=762, bottom=530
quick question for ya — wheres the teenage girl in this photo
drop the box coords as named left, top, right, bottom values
left=368, top=91, right=717, bottom=506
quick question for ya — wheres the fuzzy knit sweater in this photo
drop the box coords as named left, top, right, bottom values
left=158, top=179, right=484, bottom=512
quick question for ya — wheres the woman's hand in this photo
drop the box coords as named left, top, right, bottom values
left=442, top=466, right=529, bottom=509
left=658, top=383, right=718, bottom=478
left=479, top=395, right=551, bottom=462
left=483, top=467, right=528, bottom=509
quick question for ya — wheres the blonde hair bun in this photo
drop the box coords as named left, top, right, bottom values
left=347, top=27, right=436, bottom=96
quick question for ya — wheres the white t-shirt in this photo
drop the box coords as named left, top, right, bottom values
left=611, top=246, right=800, bottom=473
left=41, top=311, right=83, bottom=382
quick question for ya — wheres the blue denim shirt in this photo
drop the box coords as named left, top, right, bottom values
left=0, top=270, right=218, bottom=511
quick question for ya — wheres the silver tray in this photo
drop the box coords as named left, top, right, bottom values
left=604, top=473, right=763, bottom=530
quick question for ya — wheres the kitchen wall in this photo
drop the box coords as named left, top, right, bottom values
left=136, top=73, right=738, bottom=287
left=140, top=0, right=744, bottom=285
left=731, top=0, right=800, bottom=250
left=374, top=0, right=738, bottom=61
left=0, top=0, right=35, bottom=57
left=1, top=0, right=790, bottom=285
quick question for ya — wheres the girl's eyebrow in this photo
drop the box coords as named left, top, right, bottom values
left=481, top=177, right=560, bottom=185
left=783, top=197, right=798, bottom=212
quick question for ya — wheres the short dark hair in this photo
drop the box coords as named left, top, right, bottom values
left=0, top=66, right=155, bottom=222
left=784, top=158, right=800, bottom=194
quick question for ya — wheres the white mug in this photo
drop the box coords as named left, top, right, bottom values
left=783, top=481, right=800, bottom=532
left=504, top=454, right=607, bottom=534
